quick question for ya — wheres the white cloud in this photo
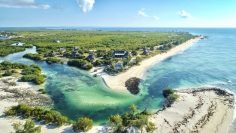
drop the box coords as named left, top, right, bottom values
left=138, top=8, right=159, bottom=21
left=76, top=0, right=95, bottom=13
left=138, top=8, right=148, bottom=17
left=178, top=10, right=192, bottom=18
left=153, top=16, right=160, bottom=21
left=0, top=0, right=50, bottom=9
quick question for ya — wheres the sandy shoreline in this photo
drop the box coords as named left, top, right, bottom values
left=0, top=76, right=54, bottom=133
left=0, top=76, right=234, bottom=133
left=151, top=88, right=235, bottom=133
left=102, top=36, right=202, bottom=92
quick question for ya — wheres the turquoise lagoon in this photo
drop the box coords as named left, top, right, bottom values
left=1, top=28, right=236, bottom=123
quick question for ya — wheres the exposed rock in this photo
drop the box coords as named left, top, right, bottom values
left=125, top=77, right=141, bottom=95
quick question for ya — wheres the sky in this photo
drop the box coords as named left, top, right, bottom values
left=0, top=0, right=236, bottom=27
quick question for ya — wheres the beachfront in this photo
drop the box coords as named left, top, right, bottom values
left=102, top=36, right=202, bottom=92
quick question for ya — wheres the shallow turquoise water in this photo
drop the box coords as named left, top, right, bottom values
left=0, top=47, right=145, bottom=123
left=1, top=28, right=236, bottom=123
left=140, top=29, right=236, bottom=110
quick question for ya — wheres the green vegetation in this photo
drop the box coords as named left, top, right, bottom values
left=5, top=103, right=157, bottom=133
left=109, top=114, right=123, bottom=132
left=0, top=61, right=27, bottom=70
left=23, top=53, right=43, bottom=61
left=0, top=30, right=195, bottom=73
left=23, top=54, right=63, bottom=64
left=12, top=119, right=41, bottom=133
left=21, top=74, right=45, bottom=85
left=162, top=88, right=179, bottom=106
left=0, top=46, right=25, bottom=56
left=68, top=59, right=93, bottom=70
left=2, top=70, right=14, bottom=76
left=72, top=117, right=93, bottom=132
left=162, top=88, right=175, bottom=98
left=38, top=89, right=46, bottom=94
left=108, top=105, right=156, bottom=133
left=20, top=64, right=46, bottom=85
left=0, top=61, right=46, bottom=85
left=46, top=57, right=63, bottom=64
left=0, top=31, right=32, bottom=56
left=5, top=104, right=69, bottom=127
left=3, top=31, right=194, bottom=50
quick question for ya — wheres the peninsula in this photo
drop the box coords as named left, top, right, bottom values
left=102, top=36, right=202, bottom=92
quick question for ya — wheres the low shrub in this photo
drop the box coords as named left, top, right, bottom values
left=46, top=57, right=63, bottom=64
left=5, top=104, right=69, bottom=127
left=68, top=59, right=93, bottom=70
left=23, top=53, right=43, bottom=61
left=73, top=117, right=93, bottom=132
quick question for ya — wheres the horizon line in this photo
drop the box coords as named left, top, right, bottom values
left=0, top=26, right=236, bottom=29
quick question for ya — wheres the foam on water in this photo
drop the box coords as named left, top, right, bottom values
left=140, top=28, right=236, bottom=124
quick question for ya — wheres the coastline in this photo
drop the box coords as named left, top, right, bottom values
left=150, top=87, right=235, bottom=133
left=0, top=76, right=234, bottom=133
left=0, top=76, right=53, bottom=133
left=102, top=36, right=202, bottom=92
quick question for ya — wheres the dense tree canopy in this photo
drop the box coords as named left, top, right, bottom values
left=0, top=30, right=195, bottom=51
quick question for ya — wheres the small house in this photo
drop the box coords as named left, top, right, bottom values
left=143, top=48, right=150, bottom=55
left=115, top=62, right=124, bottom=71
left=71, top=51, right=79, bottom=58
left=154, top=45, right=163, bottom=50
left=50, top=51, right=59, bottom=56
left=11, top=42, right=24, bottom=46
left=55, top=40, right=61, bottom=43
left=86, top=53, right=95, bottom=62
left=113, top=50, right=129, bottom=58
left=73, top=46, right=79, bottom=51
left=59, top=47, right=66, bottom=53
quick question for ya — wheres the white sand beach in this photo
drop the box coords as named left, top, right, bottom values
left=0, top=76, right=53, bottom=133
left=150, top=88, right=234, bottom=133
left=102, top=36, right=202, bottom=92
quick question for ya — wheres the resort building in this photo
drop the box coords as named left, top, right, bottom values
left=114, top=62, right=124, bottom=71
left=11, top=42, right=24, bottom=46
left=50, top=51, right=59, bottom=56
left=86, top=53, right=95, bottom=62
left=143, top=48, right=150, bottom=55
left=71, top=51, right=79, bottom=58
left=73, top=46, right=80, bottom=51
left=113, top=50, right=129, bottom=58
left=59, top=47, right=66, bottom=53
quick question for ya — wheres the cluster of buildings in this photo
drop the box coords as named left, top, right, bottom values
left=49, top=46, right=95, bottom=62
left=111, top=48, right=150, bottom=71
left=48, top=46, right=152, bottom=72
left=113, top=47, right=150, bottom=58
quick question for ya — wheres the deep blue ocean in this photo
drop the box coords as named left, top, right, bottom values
left=1, top=28, right=236, bottom=123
